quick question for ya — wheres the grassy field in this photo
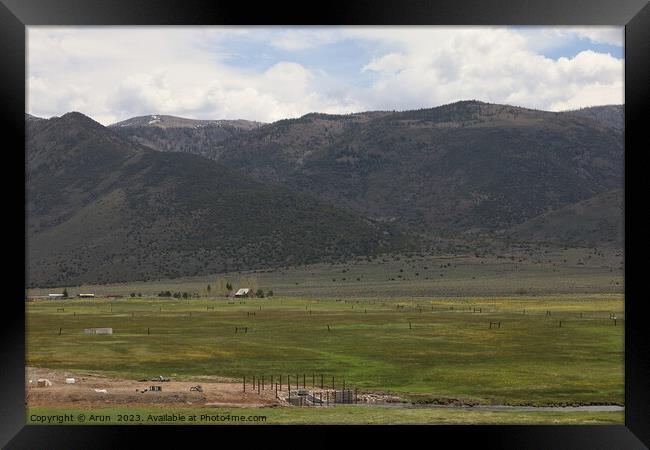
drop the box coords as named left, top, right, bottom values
left=26, top=249, right=624, bottom=424
left=27, top=294, right=624, bottom=407
left=26, top=405, right=624, bottom=425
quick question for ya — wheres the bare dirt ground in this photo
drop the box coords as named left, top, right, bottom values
left=26, top=367, right=282, bottom=409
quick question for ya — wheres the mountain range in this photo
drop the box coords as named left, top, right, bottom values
left=26, top=113, right=407, bottom=287
left=26, top=101, right=624, bottom=286
left=111, top=101, right=623, bottom=234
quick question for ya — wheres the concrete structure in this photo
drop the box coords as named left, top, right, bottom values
left=84, top=327, right=113, bottom=335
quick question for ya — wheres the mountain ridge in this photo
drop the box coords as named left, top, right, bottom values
left=110, top=114, right=264, bottom=130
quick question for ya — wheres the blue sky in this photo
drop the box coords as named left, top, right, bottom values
left=27, top=26, right=624, bottom=125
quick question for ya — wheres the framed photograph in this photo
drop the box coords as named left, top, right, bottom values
left=2, top=0, right=648, bottom=447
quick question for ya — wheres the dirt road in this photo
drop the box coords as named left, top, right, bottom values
left=26, top=367, right=282, bottom=408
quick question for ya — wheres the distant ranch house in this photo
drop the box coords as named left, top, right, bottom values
left=78, top=293, right=95, bottom=298
left=234, top=288, right=252, bottom=298
left=48, top=293, right=65, bottom=299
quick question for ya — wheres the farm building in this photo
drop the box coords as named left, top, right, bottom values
left=78, top=293, right=95, bottom=298
left=48, top=293, right=65, bottom=299
left=234, top=288, right=252, bottom=298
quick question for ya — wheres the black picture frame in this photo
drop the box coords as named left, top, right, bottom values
left=2, top=0, right=648, bottom=448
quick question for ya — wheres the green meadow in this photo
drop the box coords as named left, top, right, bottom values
left=27, top=294, right=623, bottom=407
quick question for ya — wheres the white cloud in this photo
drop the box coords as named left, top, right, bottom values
left=354, top=28, right=623, bottom=112
left=267, top=28, right=348, bottom=51
left=27, top=26, right=623, bottom=125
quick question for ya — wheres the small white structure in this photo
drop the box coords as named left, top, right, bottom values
left=37, top=379, right=52, bottom=387
left=84, top=327, right=113, bottom=335
left=94, top=389, right=108, bottom=394
left=48, top=294, right=65, bottom=299
left=234, top=288, right=252, bottom=298
left=65, top=378, right=76, bottom=384
left=78, top=293, right=95, bottom=298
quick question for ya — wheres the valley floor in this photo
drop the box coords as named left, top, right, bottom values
left=25, top=250, right=624, bottom=424
left=26, top=293, right=624, bottom=424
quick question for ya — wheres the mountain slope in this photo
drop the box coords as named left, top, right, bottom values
left=210, top=101, right=624, bottom=234
left=506, top=189, right=623, bottom=247
left=26, top=113, right=409, bottom=287
left=115, top=102, right=623, bottom=236
left=563, top=105, right=623, bottom=131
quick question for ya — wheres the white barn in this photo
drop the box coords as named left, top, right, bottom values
left=234, top=288, right=252, bottom=298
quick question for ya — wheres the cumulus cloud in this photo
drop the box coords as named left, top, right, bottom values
left=27, top=26, right=623, bottom=125
left=355, top=28, right=623, bottom=111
